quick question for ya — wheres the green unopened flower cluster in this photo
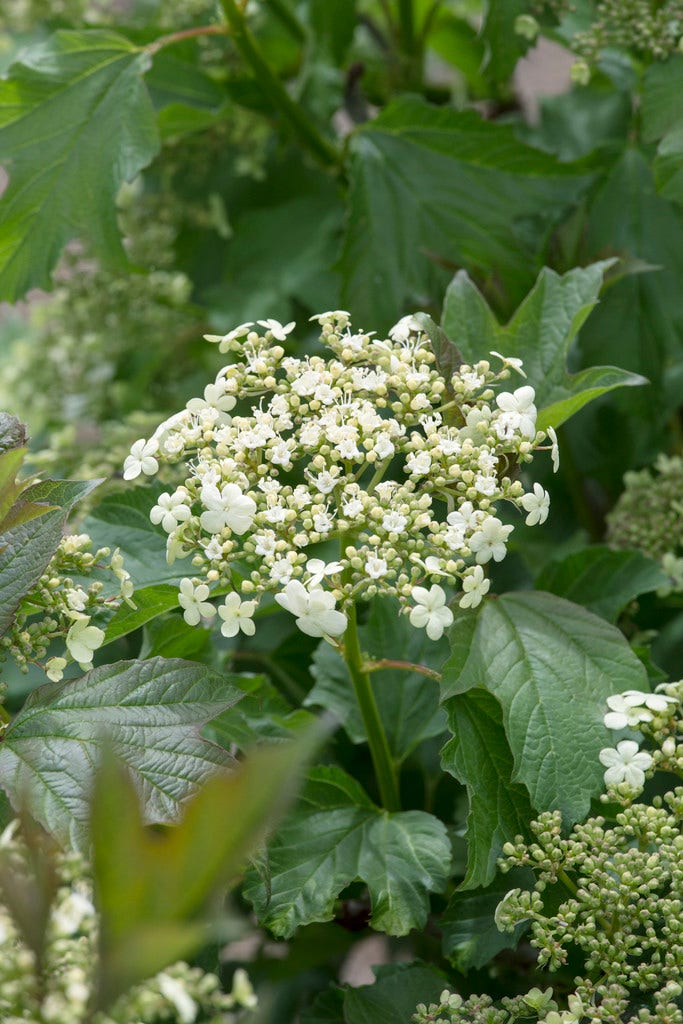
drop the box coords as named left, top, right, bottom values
left=571, top=0, right=683, bottom=67
left=124, top=312, right=557, bottom=644
left=0, top=820, right=256, bottom=1023
left=606, top=455, right=683, bottom=596
left=0, top=533, right=132, bottom=681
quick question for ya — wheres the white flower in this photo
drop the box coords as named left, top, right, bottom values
left=366, top=556, right=388, bottom=579
left=203, top=322, right=253, bottom=353
left=520, top=483, right=550, bottom=526
left=186, top=381, right=236, bottom=417
left=177, top=579, right=216, bottom=626
left=306, top=558, right=343, bottom=586
left=53, top=890, right=95, bottom=936
left=150, top=491, right=191, bottom=533
left=495, top=386, right=537, bottom=439
left=406, top=451, right=432, bottom=476
left=123, top=438, right=159, bottom=480
left=257, top=318, right=295, bottom=341
left=227, top=968, right=258, bottom=1010
left=599, top=740, right=653, bottom=789
left=459, top=565, right=490, bottom=609
left=490, top=350, right=526, bottom=377
left=469, top=517, right=514, bottom=563
left=218, top=593, right=257, bottom=638
left=275, top=580, right=346, bottom=638
left=200, top=482, right=257, bottom=535
left=389, top=315, right=422, bottom=342
left=166, top=534, right=191, bottom=564
left=604, top=690, right=677, bottom=730
left=269, top=557, right=295, bottom=584
left=65, top=587, right=88, bottom=613
left=65, top=617, right=105, bottom=669
left=382, top=510, right=408, bottom=533
left=45, top=657, right=67, bottom=682
left=547, top=426, right=560, bottom=472
left=157, top=973, right=199, bottom=1024
left=409, top=584, right=453, bottom=640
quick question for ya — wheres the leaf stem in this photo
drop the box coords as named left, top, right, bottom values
left=146, top=24, right=228, bottom=56
left=398, top=0, right=417, bottom=55
left=263, top=0, right=307, bottom=43
left=343, top=602, right=401, bottom=811
left=364, top=658, right=441, bottom=682
left=219, top=0, right=341, bottom=169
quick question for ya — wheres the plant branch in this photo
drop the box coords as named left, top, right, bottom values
left=146, top=24, right=228, bottom=56
left=342, top=601, right=401, bottom=812
left=364, top=658, right=441, bottom=682
left=398, top=0, right=417, bottom=56
left=263, top=0, right=306, bottom=43
left=219, top=0, right=340, bottom=169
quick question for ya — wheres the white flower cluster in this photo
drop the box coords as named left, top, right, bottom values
left=123, top=313, right=557, bottom=643
left=599, top=685, right=681, bottom=793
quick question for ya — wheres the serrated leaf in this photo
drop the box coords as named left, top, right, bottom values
left=442, top=592, right=649, bottom=824
left=340, top=98, right=592, bottom=328
left=441, top=688, right=533, bottom=889
left=307, top=597, right=446, bottom=762
left=103, top=584, right=180, bottom=644
left=0, top=658, right=241, bottom=851
left=441, top=262, right=646, bottom=432
left=0, top=30, right=159, bottom=299
left=536, top=546, right=668, bottom=622
left=440, top=868, right=532, bottom=971
left=0, top=473, right=101, bottom=636
left=243, top=765, right=451, bottom=937
left=92, top=733, right=315, bottom=1009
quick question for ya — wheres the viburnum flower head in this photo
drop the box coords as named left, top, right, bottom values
left=123, top=312, right=555, bottom=643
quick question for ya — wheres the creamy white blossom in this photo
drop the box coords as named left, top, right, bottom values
left=177, top=579, right=215, bottom=626
left=218, top=593, right=257, bottom=638
left=65, top=617, right=105, bottom=669
left=459, top=565, right=490, bottom=609
left=409, top=585, right=453, bottom=641
left=150, top=491, right=191, bottom=533
left=599, top=740, right=653, bottom=789
left=520, top=482, right=550, bottom=526
left=469, top=517, right=514, bottom=564
left=275, top=580, right=346, bottom=638
left=604, top=689, right=677, bottom=730
left=123, top=437, right=159, bottom=480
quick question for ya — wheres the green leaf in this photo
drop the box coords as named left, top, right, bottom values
left=306, top=0, right=357, bottom=64
left=413, top=312, right=463, bottom=399
left=0, top=657, right=241, bottom=851
left=91, top=732, right=315, bottom=1009
left=0, top=30, right=159, bottom=300
left=481, top=0, right=532, bottom=85
left=642, top=54, right=683, bottom=202
left=205, top=675, right=315, bottom=750
left=307, top=597, right=446, bottom=762
left=103, top=584, right=180, bottom=644
left=440, top=868, right=532, bottom=971
left=0, top=473, right=100, bottom=636
left=440, top=688, right=533, bottom=889
left=340, top=98, right=592, bottom=328
left=442, top=592, right=649, bottom=823
left=343, top=963, right=447, bottom=1024
left=243, top=765, right=451, bottom=937
left=440, top=262, right=646, bottom=431
left=536, top=546, right=668, bottom=622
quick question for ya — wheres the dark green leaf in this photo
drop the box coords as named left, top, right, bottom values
left=343, top=963, right=447, bottom=1024
left=441, top=868, right=533, bottom=971
left=414, top=312, right=463, bottom=398
left=306, top=0, right=357, bottom=64
left=204, top=674, right=315, bottom=749
left=243, top=765, right=451, bottom=937
left=0, top=658, right=241, bottom=850
left=481, top=0, right=532, bottom=85
left=536, top=546, right=668, bottom=622
left=103, top=584, right=180, bottom=644
left=307, top=597, right=446, bottom=762
left=340, top=98, right=592, bottom=328
left=442, top=592, right=649, bottom=824
left=0, top=30, right=159, bottom=299
left=441, top=689, right=533, bottom=889
left=441, top=262, right=645, bottom=432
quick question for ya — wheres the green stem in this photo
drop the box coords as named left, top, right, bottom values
left=558, top=868, right=578, bottom=897
left=220, top=0, right=340, bottom=169
left=263, top=0, right=306, bottom=43
left=146, top=24, right=227, bottom=56
left=364, top=658, right=441, bottom=682
left=398, top=0, right=417, bottom=55
left=344, top=602, right=401, bottom=811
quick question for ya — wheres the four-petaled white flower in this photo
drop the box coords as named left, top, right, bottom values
left=459, top=565, right=490, bottom=609
left=599, top=740, right=653, bottom=789
left=306, top=558, right=343, bottom=586
left=495, top=386, right=537, bottom=439
left=178, top=578, right=216, bottom=626
left=469, top=517, right=514, bottom=564
left=520, top=483, right=550, bottom=526
left=409, top=584, right=453, bottom=640
left=150, top=491, right=191, bottom=533
left=604, top=690, right=677, bottom=730
left=218, top=593, right=257, bottom=638
left=275, top=580, right=347, bottom=638
left=490, top=350, right=527, bottom=378
left=186, top=382, right=236, bottom=417
left=123, top=438, right=159, bottom=480
left=65, top=617, right=105, bottom=669
left=45, top=657, right=67, bottom=682
left=200, top=483, right=257, bottom=535
left=257, top=318, right=295, bottom=341
left=204, top=322, right=253, bottom=353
